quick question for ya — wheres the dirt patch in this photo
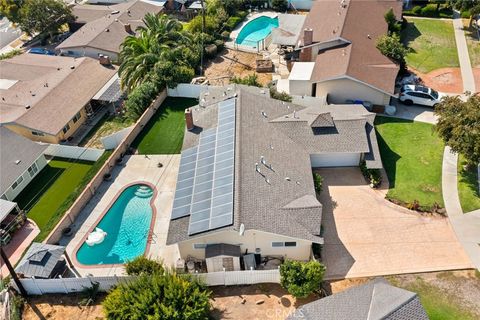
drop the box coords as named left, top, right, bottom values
left=474, top=68, right=480, bottom=92
left=204, top=49, right=272, bottom=86
left=408, top=67, right=464, bottom=94
left=23, top=293, right=106, bottom=320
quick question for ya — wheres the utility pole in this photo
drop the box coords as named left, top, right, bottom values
left=199, top=0, right=206, bottom=76
left=0, top=247, right=27, bottom=297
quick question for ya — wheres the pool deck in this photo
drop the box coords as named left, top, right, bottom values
left=61, top=154, right=181, bottom=277
left=226, top=11, right=278, bottom=53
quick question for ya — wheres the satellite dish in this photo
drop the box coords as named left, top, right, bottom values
left=239, top=223, right=245, bottom=236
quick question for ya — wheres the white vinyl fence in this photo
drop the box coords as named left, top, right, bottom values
left=43, top=144, right=105, bottom=162
left=100, top=126, right=133, bottom=150
left=13, top=269, right=280, bottom=295
left=167, top=84, right=217, bottom=98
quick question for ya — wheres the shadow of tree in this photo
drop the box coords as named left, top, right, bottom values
left=401, top=20, right=422, bottom=48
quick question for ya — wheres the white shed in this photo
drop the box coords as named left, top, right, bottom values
left=205, top=244, right=241, bottom=273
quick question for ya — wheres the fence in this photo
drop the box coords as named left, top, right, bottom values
left=167, top=83, right=216, bottom=98
left=43, top=144, right=105, bottom=162
left=13, top=269, right=280, bottom=295
left=44, top=90, right=168, bottom=244
left=100, top=126, right=133, bottom=150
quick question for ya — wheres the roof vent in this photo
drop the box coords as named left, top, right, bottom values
left=57, top=67, right=61, bottom=71
left=15, top=160, right=21, bottom=165
left=70, top=65, right=75, bottom=69
left=111, top=10, right=120, bottom=14
left=105, top=28, right=110, bottom=32
left=261, top=111, right=267, bottom=118
left=265, top=178, right=271, bottom=185
left=25, top=105, right=31, bottom=109
left=285, top=177, right=291, bottom=181
left=367, top=34, right=371, bottom=39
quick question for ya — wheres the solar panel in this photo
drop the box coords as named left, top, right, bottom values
left=171, top=146, right=198, bottom=220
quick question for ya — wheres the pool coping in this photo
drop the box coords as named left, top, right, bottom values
left=71, top=181, right=158, bottom=269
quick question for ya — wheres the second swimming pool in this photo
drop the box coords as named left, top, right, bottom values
left=76, top=184, right=155, bottom=266
left=235, top=16, right=279, bottom=48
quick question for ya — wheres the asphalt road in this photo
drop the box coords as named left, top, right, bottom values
left=0, top=17, right=22, bottom=50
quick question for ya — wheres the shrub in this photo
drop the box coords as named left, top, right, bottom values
left=205, top=44, right=218, bottom=58
left=186, top=15, right=219, bottom=34
left=214, top=39, right=225, bottom=51
left=271, top=0, right=288, bottom=12
left=460, top=10, right=471, bottom=19
left=412, top=5, right=422, bottom=15
left=124, top=81, right=157, bottom=120
left=420, top=4, right=437, bottom=17
left=269, top=87, right=292, bottom=102
left=225, top=16, right=242, bottom=31
left=313, top=172, right=323, bottom=193
left=231, top=73, right=262, bottom=87
left=359, top=161, right=382, bottom=188
left=376, top=33, right=408, bottom=70
left=236, top=10, right=248, bottom=20
left=80, top=281, right=100, bottom=306
left=0, top=49, right=22, bottom=60
left=102, top=273, right=211, bottom=319
left=221, top=30, right=231, bottom=40
left=125, top=256, right=164, bottom=276
left=280, top=260, right=326, bottom=298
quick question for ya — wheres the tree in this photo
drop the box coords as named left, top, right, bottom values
left=102, top=272, right=211, bottom=319
left=0, top=0, right=23, bottom=23
left=376, top=33, right=408, bottom=70
left=435, top=94, right=480, bottom=166
left=280, top=260, right=326, bottom=298
left=271, top=0, right=288, bottom=12
left=18, top=0, right=74, bottom=37
left=384, top=8, right=401, bottom=34
left=468, top=4, right=480, bottom=28
left=125, top=256, right=164, bottom=276
left=124, top=81, right=157, bottom=120
left=119, top=14, right=199, bottom=92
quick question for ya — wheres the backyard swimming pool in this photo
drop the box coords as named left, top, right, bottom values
left=235, top=16, right=279, bottom=48
left=76, top=184, right=155, bottom=266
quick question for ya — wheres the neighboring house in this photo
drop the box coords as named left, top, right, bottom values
left=0, top=127, right=48, bottom=202
left=57, top=0, right=164, bottom=61
left=0, top=53, right=117, bottom=144
left=15, top=242, right=68, bottom=279
left=288, top=0, right=402, bottom=105
left=287, top=278, right=429, bottom=320
left=166, top=85, right=382, bottom=270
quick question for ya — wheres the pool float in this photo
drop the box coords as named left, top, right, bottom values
left=86, top=228, right=107, bottom=246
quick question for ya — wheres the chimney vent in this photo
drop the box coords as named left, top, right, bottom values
left=124, top=23, right=132, bottom=33
left=99, top=55, right=111, bottom=65
left=185, top=108, right=194, bottom=131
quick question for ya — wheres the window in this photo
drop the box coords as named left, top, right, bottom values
left=62, top=123, right=70, bottom=134
left=193, top=243, right=208, bottom=249
left=31, top=131, right=44, bottom=136
left=72, top=112, right=81, bottom=123
left=27, top=163, right=38, bottom=177
left=11, top=176, right=24, bottom=190
left=272, top=241, right=297, bottom=248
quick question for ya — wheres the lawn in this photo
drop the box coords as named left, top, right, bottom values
left=462, top=19, right=480, bottom=67
left=374, top=116, right=444, bottom=209
left=132, top=97, right=198, bottom=154
left=79, top=114, right=134, bottom=149
left=14, top=153, right=111, bottom=241
left=458, top=154, right=480, bottom=213
left=402, top=18, right=459, bottom=73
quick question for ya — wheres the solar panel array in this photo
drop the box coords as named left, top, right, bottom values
left=171, top=98, right=236, bottom=235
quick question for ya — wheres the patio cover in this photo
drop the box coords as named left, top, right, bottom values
left=0, top=199, right=17, bottom=224
left=15, top=242, right=66, bottom=279
left=271, top=14, right=306, bottom=46
left=92, top=74, right=124, bottom=103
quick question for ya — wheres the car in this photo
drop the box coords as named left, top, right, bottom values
left=28, top=47, right=56, bottom=56
left=399, top=84, right=445, bottom=107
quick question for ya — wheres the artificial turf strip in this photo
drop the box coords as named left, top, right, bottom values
left=457, top=154, right=480, bottom=213
left=132, top=97, right=199, bottom=154
left=374, top=116, right=444, bottom=209
left=14, top=152, right=111, bottom=241
left=402, top=18, right=459, bottom=73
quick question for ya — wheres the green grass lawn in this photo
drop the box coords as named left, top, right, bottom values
left=132, top=97, right=198, bottom=154
left=375, top=116, right=444, bottom=209
left=14, top=153, right=111, bottom=241
left=458, top=154, right=480, bottom=213
left=402, top=18, right=459, bottom=73
left=463, top=19, right=480, bottom=67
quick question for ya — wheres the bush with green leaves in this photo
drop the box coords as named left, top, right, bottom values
left=269, top=87, right=292, bottom=102
left=420, top=4, right=437, bottom=17
left=225, top=16, right=242, bottom=30
left=271, top=0, right=288, bottom=12
left=124, top=81, right=158, bottom=120
left=313, top=172, right=323, bottom=193
left=280, top=260, right=326, bottom=298
left=359, top=161, right=382, bottom=188
left=376, top=33, right=408, bottom=70
left=125, top=256, right=165, bottom=276
left=412, top=5, right=422, bottom=15
left=384, top=8, right=401, bottom=35
left=231, top=74, right=262, bottom=87
left=102, top=272, right=211, bottom=319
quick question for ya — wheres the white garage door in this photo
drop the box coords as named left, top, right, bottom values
left=310, top=153, right=361, bottom=167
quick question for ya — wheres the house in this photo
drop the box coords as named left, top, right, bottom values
left=166, top=85, right=382, bottom=271
left=15, top=242, right=68, bottom=279
left=0, top=53, right=117, bottom=144
left=0, top=127, right=48, bottom=202
left=57, top=0, right=164, bottom=61
left=288, top=0, right=403, bottom=105
left=287, top=278, right=429, bottom=320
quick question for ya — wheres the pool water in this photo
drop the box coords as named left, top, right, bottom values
left=235, top=16, right=279, bottom=47
left=76, top=184, right=154, bottom=265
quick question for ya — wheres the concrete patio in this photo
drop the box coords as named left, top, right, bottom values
left=61, top=154, right=181, bottom=276
left=318, top=168, right=473, bottom=280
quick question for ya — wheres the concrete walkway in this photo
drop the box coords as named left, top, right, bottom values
left=453, top=11, right=476, bottom=93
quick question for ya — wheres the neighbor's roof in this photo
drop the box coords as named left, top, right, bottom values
left=0, top=199, right=18, bottom=223
left=271, top=14, right=306, bottom=46
left=288, top=278, right=429, bottom=320
left=301, top=0, right=402, bottom=95
left=0, top=127, right=47, bottom=196
left=167, top=85, right=382, bottom=245
left=205, top=243, right=241, bottom=258
left=15, top=242, right=66, bottom=279
left=0, top=53, right=117, bottom=135
left=57, top=0, right=164, bottom=54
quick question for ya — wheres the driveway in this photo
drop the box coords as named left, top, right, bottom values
left=388, top=98, right=437, bottom=124
left=318, top=168, right=473, bottom=280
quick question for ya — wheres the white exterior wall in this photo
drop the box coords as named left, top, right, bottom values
left=289, top=80, right=313, bottom=96
left=2, top=155, right=47, bottom=201
left=178, top=229, right=313, bottom=261
left=310, top=153, right=361, bottom=168
left=58, top=47, right=119, bottom=63
left=315, top=78, right=392, bottom=106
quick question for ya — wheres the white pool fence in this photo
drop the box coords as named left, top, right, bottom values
left=42, top=144, right=105, bottom=162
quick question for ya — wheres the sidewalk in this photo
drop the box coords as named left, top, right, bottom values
left=453, top=11, right=476, bottom=93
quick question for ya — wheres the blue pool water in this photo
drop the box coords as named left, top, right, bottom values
left=235, top=16, right=279, bottom=47
left=76, top=184, right=154, bottom=265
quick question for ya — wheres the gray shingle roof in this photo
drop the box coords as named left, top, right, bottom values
left=288, top=278, right=429, bottom=320
left=167, top=85, right=382, bottom=245
left=0, top=127, right=47, bottom=196
left=15, top=242, right=66, bottom=279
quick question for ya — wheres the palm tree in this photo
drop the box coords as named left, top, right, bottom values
left=118, top=14, right=199, bottom=92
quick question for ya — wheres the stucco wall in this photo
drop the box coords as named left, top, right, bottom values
left=59, top=47, right=119, bottom=63
left=289, top=80, right=313, bottom=96
left=178, top=229, right=313, bottom=262
left=2, top=155, right=48, bottom=201
left=315, top=78, right=392, bottom=105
